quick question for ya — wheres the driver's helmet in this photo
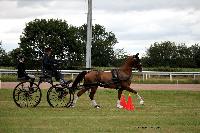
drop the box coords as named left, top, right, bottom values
left=44, top=47, right=52, bottom=53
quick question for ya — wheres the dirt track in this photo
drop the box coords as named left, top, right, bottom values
left=1, top=82, right=200, bottom=91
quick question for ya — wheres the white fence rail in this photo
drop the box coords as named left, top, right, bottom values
left=140, top=71, right=200, bottom=81
left=1, top=69, right=200, bottom=81
left=0, top=69, right=84, bottom=80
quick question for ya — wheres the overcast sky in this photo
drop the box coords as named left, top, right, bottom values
left=1, top=0, right=200, bottom=56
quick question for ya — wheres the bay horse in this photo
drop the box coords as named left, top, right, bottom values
left=71, top=53, right=144, bottom=108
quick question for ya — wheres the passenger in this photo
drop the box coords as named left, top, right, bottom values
left=17, top=54, right=35, bottom=88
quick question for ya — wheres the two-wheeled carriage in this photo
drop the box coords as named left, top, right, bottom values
left=13, top=71, right=76, bottom=108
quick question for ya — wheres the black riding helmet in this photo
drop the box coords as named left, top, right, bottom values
left=44, top=47, right=52, bottom=53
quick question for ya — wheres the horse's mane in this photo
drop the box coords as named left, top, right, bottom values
left=120, top=56, right=133, bottom=69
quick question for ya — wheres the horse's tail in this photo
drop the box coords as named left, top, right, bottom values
left=71, top=71, right=88, bottom=88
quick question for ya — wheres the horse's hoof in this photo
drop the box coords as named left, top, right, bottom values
left=94, top=105, right=100, bottom=109
left=68, top=103, right=75, bottom=108
left=140, top=100, right=144, bottom=105
left=116, top=104, right=123, bottom=109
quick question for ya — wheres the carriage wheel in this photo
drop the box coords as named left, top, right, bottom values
left=13, top=81, right=42, bottom=108
left=47, top=86, right=74, bottom=108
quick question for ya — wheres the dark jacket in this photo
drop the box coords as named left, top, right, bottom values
left=17, top=62, right=27, bottom=78
left=42, top=53, right=57, bottom=71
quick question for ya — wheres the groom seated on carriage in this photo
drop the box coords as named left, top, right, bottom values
left=17, top=54, right=35, bottom=90
left=41, top=47, right=70, bottom=86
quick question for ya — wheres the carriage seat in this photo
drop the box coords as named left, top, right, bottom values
left=39, top=75, right=53, bottom=84
left=39, top=69, right=53, bottom=84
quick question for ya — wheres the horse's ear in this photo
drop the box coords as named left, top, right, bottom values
left=136, top=53, right=139, bottom=57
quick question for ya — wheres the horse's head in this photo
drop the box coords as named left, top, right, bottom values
left=132, top=53, right=142, bottom=72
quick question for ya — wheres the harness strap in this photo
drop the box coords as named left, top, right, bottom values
left=111, top=69, right=118, bottom=82
left=111, top=69, right=121, bottom=90
left=88, top=70, right=122, bottom=90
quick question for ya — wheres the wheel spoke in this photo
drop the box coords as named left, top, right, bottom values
left=47, top=87, right=73, bottom=108
left=13, top=81, right=41, bottom=108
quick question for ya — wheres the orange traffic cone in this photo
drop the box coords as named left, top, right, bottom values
left=120, top=94, right=127, bottom=108
left=126, top=94, right=135, bottom=111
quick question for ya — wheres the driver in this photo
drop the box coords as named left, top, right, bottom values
left=42, top=47, right=69, bottom=86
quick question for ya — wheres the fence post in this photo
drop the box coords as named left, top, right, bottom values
left=143, top=73, right=145, bottom=81
left=170, top=73, right=172, bottom=81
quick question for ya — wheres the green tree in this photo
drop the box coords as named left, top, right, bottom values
left=142, top=41, right=200, bottom=68
left=190, top=44, right=200, bottom=67
left=0, top=41, right=11, bottom=66
left=176, top=44, right=194, bottom=67
left=113, top=48, right=128, bottom=67
left=142, top=41, right=177, bottom=67
left=19, top=19, right=123, bottom=68
left=19, top=19, right=83, bottom=69
left=78, top=24, right=118, bottom=66
left=8, top=48, right=22, bottom=68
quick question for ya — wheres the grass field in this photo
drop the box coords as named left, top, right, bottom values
left=0, top=89, right=200, bottom=133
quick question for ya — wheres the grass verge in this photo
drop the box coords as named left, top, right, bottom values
left=0, top=89, right=200, bottom=133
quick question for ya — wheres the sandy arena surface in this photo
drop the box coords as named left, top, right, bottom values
left=1, top=82, right=200, bottom=91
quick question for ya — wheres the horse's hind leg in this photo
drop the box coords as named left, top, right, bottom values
left=71, top=87, right=88, bottom=107
left=89, top=87, right=100, bottom=108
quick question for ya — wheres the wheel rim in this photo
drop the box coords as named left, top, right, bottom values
left=47, top=86, right=74, bottom=108
left=13, top=82, right=42, bottom=108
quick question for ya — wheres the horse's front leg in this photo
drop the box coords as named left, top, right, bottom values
left=124, top=87, right=144, bottom=105
left=116, top=89, right=124, bottom=108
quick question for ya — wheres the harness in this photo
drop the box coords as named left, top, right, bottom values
left=95, top=69, right=123, bottom=90
left=111, top=69, right=122, bottom=90
left=111, top=69, right=119, bottom=82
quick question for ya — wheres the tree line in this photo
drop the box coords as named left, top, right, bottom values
left=142, top=41, right=200, bottom=68
left=0, top=19, right=200, bottom=69
left=0, top=19, right=127, bottom=69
